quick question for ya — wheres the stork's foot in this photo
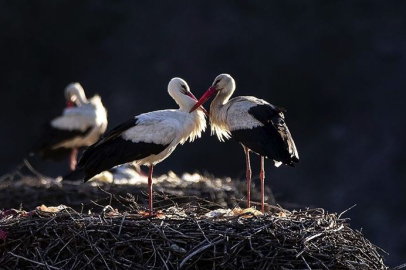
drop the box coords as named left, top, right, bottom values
left=251, top=201, right=271, bottom=214
left=137, top=210, right=164, bottom=218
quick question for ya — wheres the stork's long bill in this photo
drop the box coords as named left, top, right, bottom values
left=189, top=86, right=217, bottom=113
left=186, top=91, right=209, bottom=115
left=66, top=101, right=75, bottom=108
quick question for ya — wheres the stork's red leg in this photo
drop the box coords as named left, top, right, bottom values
left=70, top=148, right=78, bottom=171
left=148, top=164, right=154, bottom=214
left=243, top=146, right=252, bottom=208
left=260, top=156, right=265, bottom=213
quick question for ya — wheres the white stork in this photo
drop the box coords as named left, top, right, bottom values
left=190, top=74, right=299, bottom=213
left=31, top=83, right=108, bottom=171
left=78, top=78, right=207, bottom=214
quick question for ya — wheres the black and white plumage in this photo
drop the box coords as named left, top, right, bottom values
left=190, top=74, right=299, bottom=212
left=31, top=83, right=108, bottom=170
left=78, top=77, right=207, bottom=213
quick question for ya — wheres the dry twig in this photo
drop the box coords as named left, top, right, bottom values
left=0, top=195, right=389, bottom=270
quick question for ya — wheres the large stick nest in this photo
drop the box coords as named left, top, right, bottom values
left=0, top=161, right=274, bottom=211
left=0, top=196, right=388, bottom=269
left=0, top=164, right=389, bottom=269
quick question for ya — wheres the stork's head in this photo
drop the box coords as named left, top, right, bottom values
left=211, top=74, right=235, bottom=93
left=168, top=78, right=208, bottom=114
left=64, top=82, right=87, bottom=107
left=189, top=74, right=235, bottom=113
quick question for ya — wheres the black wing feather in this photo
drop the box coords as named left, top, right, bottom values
left=31, top=123, right=92, bottom=160
left=78, top=118, right=169, bottom=182
left=232, top=104, right=299, bottom=166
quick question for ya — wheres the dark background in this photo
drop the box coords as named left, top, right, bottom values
left=0, top=0, right=405, bottom=266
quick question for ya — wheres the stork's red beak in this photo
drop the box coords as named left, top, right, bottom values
left=66, top=101, right=74, bottom=108
left=185, top=91, right=209, bottom=115
left=189, top=87, right=217, bottom=113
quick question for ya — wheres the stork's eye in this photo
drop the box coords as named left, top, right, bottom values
left=214, top=79, right=221, bottom=85
left=181, top=85, right=187, bottom=91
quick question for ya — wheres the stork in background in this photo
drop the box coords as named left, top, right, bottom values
left=31, top=83, right=108, bottom=171
left=190, top=74, right=299, bottom=212
left=78, top=77, right=207, bottom=214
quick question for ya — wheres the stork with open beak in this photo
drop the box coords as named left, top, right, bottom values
left=78, top=78, right=207, bottom=214
left=190, top=74, right=299, bottom=212
left=31, top=83, right=108, bottom=171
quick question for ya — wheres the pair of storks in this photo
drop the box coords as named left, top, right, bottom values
left=35, top=75, right=299, bottom=213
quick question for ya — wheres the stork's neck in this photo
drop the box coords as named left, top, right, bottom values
left=76, top=91, right=89, bottom=106
left=211, top=89, right=233, bottom=110
left=208, top=90, right=234, bottom=142
left=176, top=97, right=198, bottom=112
